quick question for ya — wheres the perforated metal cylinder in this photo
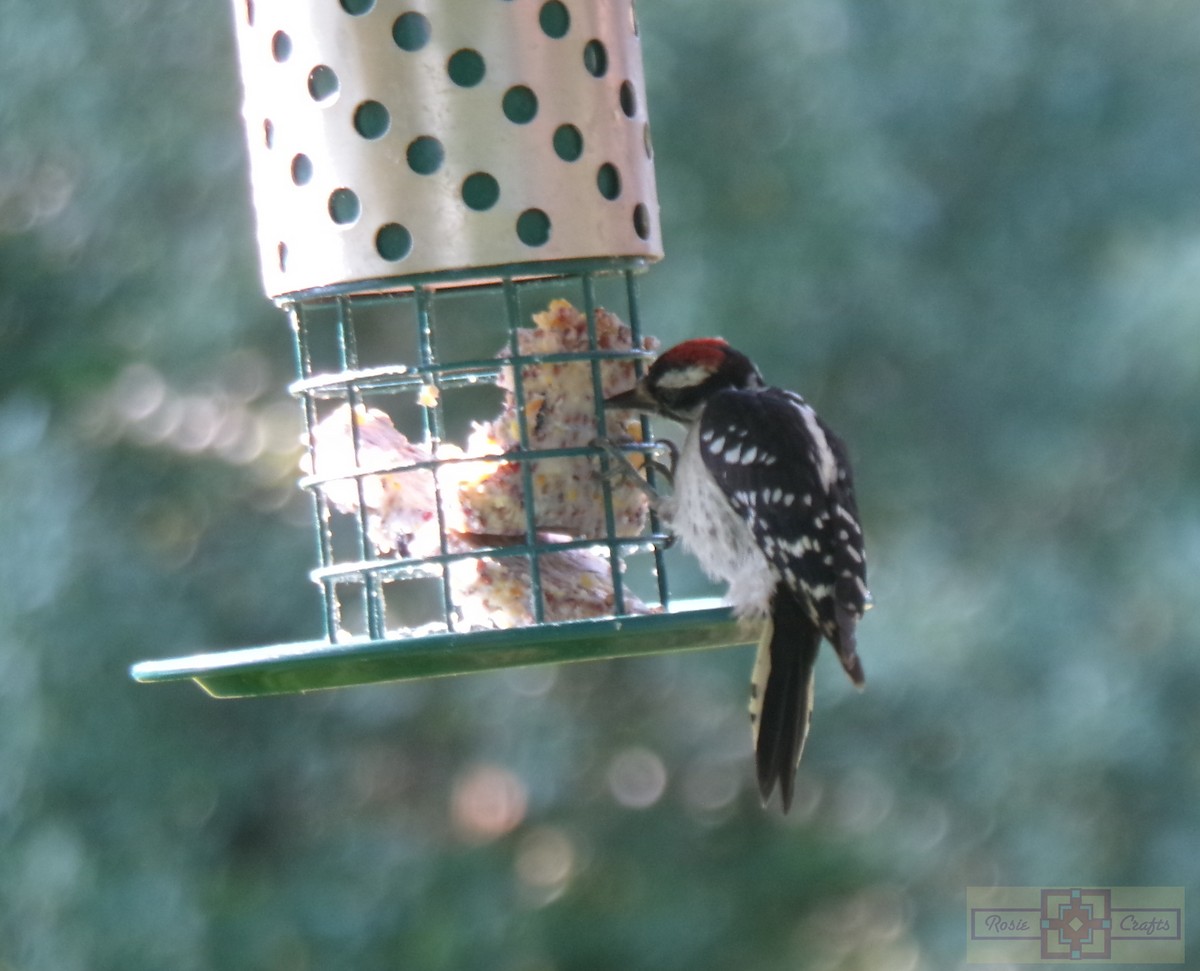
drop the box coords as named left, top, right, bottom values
left=231, top=0, right=663, bottom=299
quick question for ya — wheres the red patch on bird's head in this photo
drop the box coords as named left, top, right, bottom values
left=655, top=338, right=730, bottom=374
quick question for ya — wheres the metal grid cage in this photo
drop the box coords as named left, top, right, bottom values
left=294, top=263, right=670, bottom=642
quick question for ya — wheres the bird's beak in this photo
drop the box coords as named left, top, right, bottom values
left=603, top=378, right=657, bottom=413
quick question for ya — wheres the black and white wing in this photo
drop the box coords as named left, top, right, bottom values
left=697, top=386, right=868, bottom=684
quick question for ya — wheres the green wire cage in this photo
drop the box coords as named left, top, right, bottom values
left=131, top=0, right=755, bottom=698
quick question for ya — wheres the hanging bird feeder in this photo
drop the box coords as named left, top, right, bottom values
left=131, top=0, right=756, bottom=698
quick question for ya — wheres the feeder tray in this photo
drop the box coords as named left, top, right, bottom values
left=131, top=0, right=757, bottom=696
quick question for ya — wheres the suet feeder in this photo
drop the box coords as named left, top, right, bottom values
left=131, top=0, right=755, bottom=698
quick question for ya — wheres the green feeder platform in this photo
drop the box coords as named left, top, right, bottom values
left=130, top=0, right=757, bottom=698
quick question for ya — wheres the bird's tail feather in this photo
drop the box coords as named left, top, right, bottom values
left=750, top=590, right=821, bottom=813
left=831, top=602, right=866, bottom=688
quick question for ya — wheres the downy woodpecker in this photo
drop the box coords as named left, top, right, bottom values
left=605, top=338, right=868, bottom=812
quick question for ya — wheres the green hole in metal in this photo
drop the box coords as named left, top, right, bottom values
left=539, top=0, right=570, bottom=38
left=597, top=162, right=621, bottom=200
left=619, top=80, right=637, bottom=118
left=447, top=48, right=486, bottom=87
left=633, top=203, right=651, bottom=240
left=516, top=208, right=551, bottom=246
left=502, top=85, right=538, bottom=124
left=553, top=123, right=583, bottom=161
left=339, top=0, right=374, bottom=13
left=643, top=122, right=653, bottom=159
left=291, top=153, right=313, bottom=186
left=583, top=39, right=608, bottom=78
left=406, top=135, right=444, bottom=175
left=328, top=188, right=360, bottom=225
left=392, top=11, right=431, bottom=51
left=354, top=100, right=390, bottom=139
left=462, top=172, right=500, bottom=211
left=375, top=223, right=412, bottom=261
left=307, top=64, right=339, bottom=103
left=271, top=30, right=291, bottom=62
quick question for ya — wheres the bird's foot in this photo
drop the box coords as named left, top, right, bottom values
left=591, top=437, right=674, bottom=508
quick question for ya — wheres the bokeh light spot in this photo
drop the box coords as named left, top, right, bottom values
left=451, top=763, right=527, bottom=842
left=607, top=746, right=666, bottom=809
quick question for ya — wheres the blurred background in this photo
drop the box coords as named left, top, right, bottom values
left=2, top=0, right=1199, bottom=968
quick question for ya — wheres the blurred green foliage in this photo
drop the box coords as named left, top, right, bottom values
left=2, top=0, right=1199, bottom=969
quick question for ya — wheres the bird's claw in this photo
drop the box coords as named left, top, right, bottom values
left=591, top=437, right=673, bottom=507
left=655, top=438, right=680, bottom=481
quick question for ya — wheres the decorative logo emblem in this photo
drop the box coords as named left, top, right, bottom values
left=967, top=886, right=1183, bottom=964
left=1040, top=888, right=1111, bottom=960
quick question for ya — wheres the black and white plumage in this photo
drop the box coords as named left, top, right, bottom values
left=605, top=338, right=869, bottom=812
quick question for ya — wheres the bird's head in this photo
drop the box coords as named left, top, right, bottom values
left=605, top=338, right=763, bottom=423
